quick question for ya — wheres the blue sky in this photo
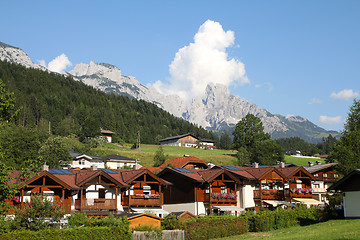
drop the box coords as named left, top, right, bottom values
left=2, top=1, right=359, bottom=132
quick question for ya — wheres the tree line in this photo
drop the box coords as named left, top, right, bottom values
left=0, top=60, right=217, bottom=144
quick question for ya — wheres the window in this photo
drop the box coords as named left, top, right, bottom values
left=205, top=185, right=210, bottom=194
left=323, top=173, right=328, bottom=177
left=221, top=185, right=227, bottom=194
left=80, top=159, right=85, bottom=165
left=314, top=184, right=320, bottom=189
left=143, top=185, right=151, bottom=196
left=314, top=173, right=318, bottom=177
left=43, top=191, right=54, bottom=202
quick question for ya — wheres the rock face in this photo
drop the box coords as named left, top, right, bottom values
left=0, top=41, right=338, bottom=142
left=0, top=42, right=46, bottom=70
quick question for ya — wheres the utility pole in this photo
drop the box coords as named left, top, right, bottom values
left=137, top=130, right=141, bottom=160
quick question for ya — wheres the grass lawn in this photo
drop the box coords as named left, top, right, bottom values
left=90, top=143, right=238, bottom=167
left=217, top=220, right=360, bottom=240
left=284, top=155, right=325, bottom=166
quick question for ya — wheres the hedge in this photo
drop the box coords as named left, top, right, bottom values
left=0, top=226, right=132, bottom=240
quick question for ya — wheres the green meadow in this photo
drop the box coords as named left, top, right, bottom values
left=217, top=220, right=360, bottom=240
left=90, top=143, right=238, bottom=167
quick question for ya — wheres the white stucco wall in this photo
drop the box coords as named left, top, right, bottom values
left=344, top=191, right=360, bottom=218
left=106, top=161, right=136, bottom=169
left=240, top=182, right=256, bottom=209
left=163, top=202, right=206, bottom=216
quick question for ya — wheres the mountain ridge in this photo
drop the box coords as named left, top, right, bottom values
left=0, top=41, right=339, bottom=143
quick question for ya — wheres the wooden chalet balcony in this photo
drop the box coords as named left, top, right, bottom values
left=284, top=189, right=313, bottom=198
left=311, top=188, right=327, bottom=193
left=122, top=195, right=162, bottom=207
left=75, top=198, right=117, bottom=211
left=204, top=193, right=237, bottom=205
left=253, top=190, right=284, bottom=200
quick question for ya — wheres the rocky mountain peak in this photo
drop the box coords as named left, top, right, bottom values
left=1, top=40, right=338, bottom=142
left=0, top=41, right=45, bottom=70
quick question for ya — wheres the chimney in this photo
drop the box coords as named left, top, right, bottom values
left=42, top=164, right=49, bottom=171
left=91, top=165, right=98, bottom=171
left=254, top=162, right=259, bottom=168
left=133, top=163, right=141, bottom=170
left=308, top=162, right=314, bottom=167
left=316, top=161, right=321, bottom=165
left=280, top=162, right=285, bottom=168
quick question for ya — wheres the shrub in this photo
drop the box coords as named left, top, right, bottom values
left=12, top=194, right=65, bottom=231
left=0, top=226, right=132, bottom=240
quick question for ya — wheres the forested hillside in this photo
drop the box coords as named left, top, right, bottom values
left=0, top=60, right=216, bottom=144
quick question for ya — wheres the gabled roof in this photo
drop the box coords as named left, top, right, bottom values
left=197, top=168, right=241, bottom=184
left=328, top=169, right=360, bottom=191
left=275, top=166, right=314, bottom=180
left=112, top=169, right=171, bottom=186
left=101, top=130, right=116, bottom=135
left=158, top=156, right=208, bottom=169
left=159, top=133, right=198, bottom=142
left=71, top=169, right=128, bottom=188
left=103, top=154, right=138, bottom=162
left=237, top=166, right=287, bottom=181
left=213, top=166, right=257, bottom=180
left=304, top=162, right=338, bottom=173
left=71, top=152, right=104, bottom=160
left=17, top=170, right=79, bottom=190
left=199, top=138, right=215, bottom=143
left=158, top=167, right=241, bottom=184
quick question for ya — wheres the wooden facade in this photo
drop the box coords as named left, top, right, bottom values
left=159, top=168, right=240, bottom=214
left=119, top=169, right=168, bottom=212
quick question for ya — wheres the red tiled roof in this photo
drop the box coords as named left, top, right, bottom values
left=140, top=166, right=161, bottom=174
left=215, top=166, right=257, bottom=180
left=275, top=166, right=314, bottom=180
left=159, top=156, right=208, bottom=169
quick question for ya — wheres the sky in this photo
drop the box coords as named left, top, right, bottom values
left=1, top=0, right=359, bottom=132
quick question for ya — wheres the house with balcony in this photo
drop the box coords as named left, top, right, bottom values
left=304, top=162, right=339, bottom=203
left=276, top=166, right=323, bottom=207
left=114, top=168, right=171, bottom=217
left=6, top=167, right=170, bottom=217
left=158, top=167, right=242, bottom=216
left=7, top=169, right=80, bottom=214
left=215, top=165, right=289, bottom=210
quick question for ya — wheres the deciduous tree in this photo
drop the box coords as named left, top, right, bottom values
left=232, top=114, right=270, bottom=149
left=328, top=98, right=360, bottom=174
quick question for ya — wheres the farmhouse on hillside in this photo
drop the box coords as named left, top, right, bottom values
left=159, top=133, right=215, bottom=148
left=101, top=129, right=116, bottom=143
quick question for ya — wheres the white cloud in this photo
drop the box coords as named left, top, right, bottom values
left=47, top=54, right=72, bottom=73
left=152, top=20, right=248, bottom=102
left=255, top=82, right=273, bottom=92
left=330, top=89, right=359, bottom=100
left=308, top=98, right=321, bottom=104
left=319, top=115, right=343, bottom=125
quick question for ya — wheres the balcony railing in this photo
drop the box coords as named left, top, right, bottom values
left=122, top=195, right=162, bottom=207
left=75, top=198, right=117, bottom=211
left=311, top=188, right=327, bottom=193
left=284, top=189, right=313, bottom=198
left=253, top=190, right=284, bottom=200
left=204, top=193, right=237, bottom=205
